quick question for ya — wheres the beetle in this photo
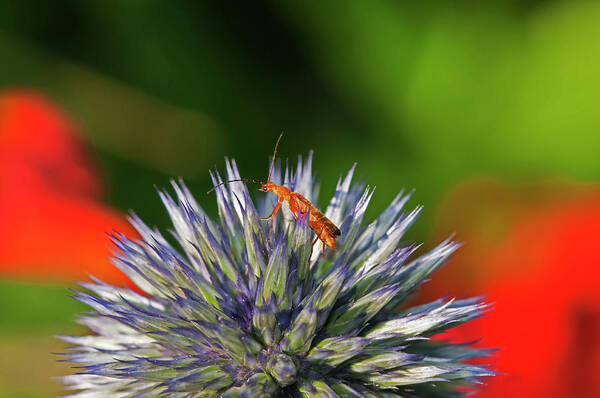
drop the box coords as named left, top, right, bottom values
left=208, top=133, right=341, bottom=258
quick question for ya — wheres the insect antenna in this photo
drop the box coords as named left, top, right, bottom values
left=266, top=132, right=284, bottom=184
left=206, top=178, right=262, bottom=194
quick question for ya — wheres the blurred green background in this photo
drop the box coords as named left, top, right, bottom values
left=1, top=0, right=599, bottom=396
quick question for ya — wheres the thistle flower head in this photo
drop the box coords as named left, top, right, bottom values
left=61, top=153, right=493, bottom=397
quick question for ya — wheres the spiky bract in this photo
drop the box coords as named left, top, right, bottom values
left=61, top=154, right=493, bottom=397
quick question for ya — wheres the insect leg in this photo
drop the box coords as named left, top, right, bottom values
left=322, top=242, right=325, bottom=258
left=260, top=197, right=283, bottom=220
left=260, top=197, right=284, bottom=238
left=311, top=236, right=319, bottom=246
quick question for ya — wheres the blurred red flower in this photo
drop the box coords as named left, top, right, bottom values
left=0, top=89, right=136, bottom=285
left=422, top=180, right=600, bottom=397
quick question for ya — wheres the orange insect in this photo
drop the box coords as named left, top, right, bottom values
left=208, top=133, right=341, bottom=258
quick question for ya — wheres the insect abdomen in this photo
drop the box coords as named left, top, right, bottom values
left=309, top=210, right=339, bottom=250
left=288, top=193, right=341, bottom=251
left=314, top=223, right=337, bottom=249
